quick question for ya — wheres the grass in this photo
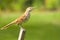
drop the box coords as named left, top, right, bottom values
left=0, top=12, right=60, bottom=40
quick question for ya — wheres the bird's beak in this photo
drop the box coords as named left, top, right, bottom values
left=32, top=7, right=35, bottom=9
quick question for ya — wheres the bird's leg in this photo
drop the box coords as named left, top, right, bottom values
left=21, top=25, right=24, bottom=28
left=18, top=24, right=24, bottom=28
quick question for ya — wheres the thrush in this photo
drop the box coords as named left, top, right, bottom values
left=1, top=7, right=33, bottom=30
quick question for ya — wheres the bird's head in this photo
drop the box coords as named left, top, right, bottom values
left=26, top=7, right=33, bottom=12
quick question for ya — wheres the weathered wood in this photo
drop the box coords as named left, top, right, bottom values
left=18, top=27, right=26, bottom=40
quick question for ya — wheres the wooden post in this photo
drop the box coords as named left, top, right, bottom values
left=18, top=27, right=26, bottom=40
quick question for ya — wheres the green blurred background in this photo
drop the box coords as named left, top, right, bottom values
left=0, top=0, right=60, bottom=40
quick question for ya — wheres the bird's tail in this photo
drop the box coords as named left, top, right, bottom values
left=0, top=21, right=15, bottom=30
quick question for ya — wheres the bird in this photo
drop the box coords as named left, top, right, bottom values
left=1, top=7, right=33, bottom=30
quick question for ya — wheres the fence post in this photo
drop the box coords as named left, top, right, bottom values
left=18, top=27, right=26, bottom=40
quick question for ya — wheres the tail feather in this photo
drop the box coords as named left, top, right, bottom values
left=1, top=22, right=15, bottom=30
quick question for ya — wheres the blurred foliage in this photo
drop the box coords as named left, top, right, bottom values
left=33, top=0, right=44, bottom=8
left=20, top=0, right=34, bottom=11
left=0, top=0, right=60, bottom=11
left=45, top=0, right=59, bottom=10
